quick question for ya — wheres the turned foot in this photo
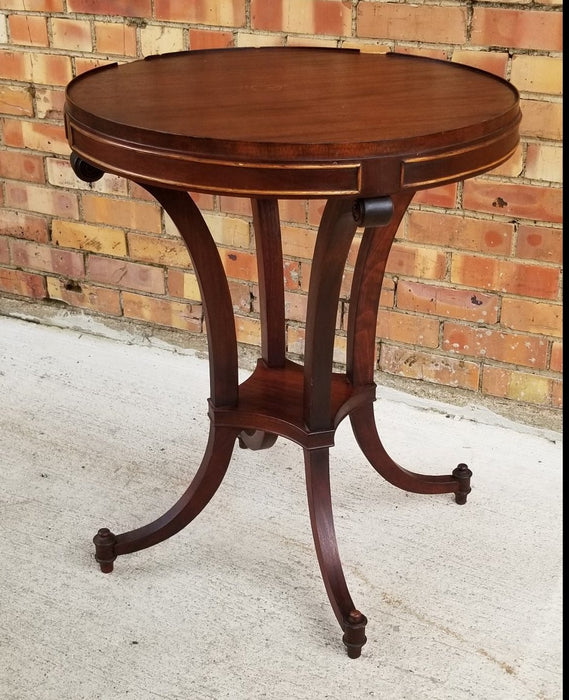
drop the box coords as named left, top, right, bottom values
left=453, top=463, right=473, bottom=504
left=342, top=610, right=368, bottom=659
left=93, top=527, right=117, bottom=573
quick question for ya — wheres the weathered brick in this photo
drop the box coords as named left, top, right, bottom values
left=51, top=17, right=93, bottom=51
left=501, top=298, right=562, bottom=337
left=122, top=291, right=202, bottom=332
left=386, top=243, right=446, bottom=280
left=450, top=253, right=559, bottom=300
left=377, top=310, right=439, bottom=348
left=9, top=14, right=50, bottom=47
left=519, top=99, right=562, bottom=141
left=525, top=143, right=562, bottom=183
left=510, top=55, right=563, bottom=96
left=140, top=23, right=185, bottom=55
left=94, top=21, right=137, bottom=56
left=5, top=183, right=79, bottom=218
left=281, top=224, right=316, bottom=261
left=0, top=267, right=46, bottom=298
left=407, top=211, right=513, bottom=255
left=52, top=220, right=126, bottom=256
left=155, top=0, right=246, bottom=27
left=252, top=0, right=351, bottom=36
left=234, top=314, right=261, bottom=346
left=516, top=224, right=562, bottom=264
left=34, top=87, right=66, bottom=120
left=0, top=209, right=49, bottom=243
left=127, top=233, right=190, bottom=268
left=0, top=85, right=34, bottom=117
left=412, top=184, right=458, bottom=209
left=30, top=52, right=73, bottom=85
left=221, top=249, right=258, bottom=283
left=0, top=49, right=33, bottom=81
left=10, top=238, right=85, bottom=277
left=0, top=1, right=63, bottom=9
left=471, top=6, right=562, bottom=51
left=550, top=341, right=562, bottom=373
left=0, top=151, right=45, bottom=183
left=482, top=366, right=553, bottom=406
left=443, top=323, right=548, bottom=369
left=81, top=193, right=162, bottom=233
left=87, top=255, right=165, bottom=294
left=357, top=2, right=468, bottom=44
left=167, top=268, right=201, bottom=301
left=67, top=0, right=151, bottom=17
left=188, top=28, right=235, bottom=50
left=204, top=213, right=250, bottom=249
left=397, top=280, right=499, bottom=324
left=379, top=345, right=480, bottom=391
left=283, top=290, right=307, bottom=323
left=462, top=180, right=563, bottom=224
left=0, top=236, right=9, bottom=263
left=47, top=276, right=121, bottom=315
left=451, top=49, right=508, bottom=79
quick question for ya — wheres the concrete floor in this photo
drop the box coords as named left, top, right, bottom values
left=0, top=314, right=562, bottom=700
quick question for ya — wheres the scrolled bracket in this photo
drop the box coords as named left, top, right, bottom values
left=70, top=151, right=104, bottom=183
left=352, top=196, right=394, bottom=228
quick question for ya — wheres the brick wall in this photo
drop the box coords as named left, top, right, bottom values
left=0, top=0, right=563, bottom=413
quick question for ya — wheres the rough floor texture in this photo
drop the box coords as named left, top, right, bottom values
left=0, top=316, right=562, bottom=700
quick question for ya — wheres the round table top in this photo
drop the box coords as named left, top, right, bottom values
left=65, top=47, right=521, bottom=197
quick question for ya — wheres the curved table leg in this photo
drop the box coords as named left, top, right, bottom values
left=349, top=403, right=472, bottom=503
left=304, top=447, right=368, bottom=658
left=347, top=193, right=472, bottom=503
left=93, top=424, right=239, bottom=572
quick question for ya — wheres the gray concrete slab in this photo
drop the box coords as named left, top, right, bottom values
left=0, top=315, right=562, bottom=700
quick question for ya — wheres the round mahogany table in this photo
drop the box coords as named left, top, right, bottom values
left=64, top=47, right=521, bottom=658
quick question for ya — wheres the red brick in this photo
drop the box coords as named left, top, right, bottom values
left=188, top=29, right=235, bottom=50
left=550, top=341, right=562, bottom=373
left=551, top=380, right=562, bottom=409
left=34, top=87, right=66, bottom=120
left=87, top=255, right=165, bottom=294
left=0, top=237, right=9, bottom=264
left=167, top=269, right=201, bottom=301
left=520, top=99, right=562, bottom=141
left=397, top=280, right=499, bottom=324
left=67, top=0, right=151, bottom=17
left=283, top=290, right=307, bottom=323
left=501, top=298, right=562, bottom=338
left=377, top=310, right=439, bottom=348
left=443, top=323, right=548, bottom=369
left=51, top=17, right=93, bottom=51
left=122, top=291, right=202, bottom=332
left=10, top=239, right=85, bottom=277
left=0, top=50, right=33, bottom=82
left=283, top=260, right=301, bottom=291
left=451, top=49, right=509, bottom=79
left=155, top=0, right=246, bottom=26
left=5, top=183, right=79, bottom=218
left=462, top=180, right=562, bottom=224
left=516, top=224, right=562, bottom=264
left=0, top=210, right=49, bottom=243
left=31, top=52, right=73, bottom=86
left=0, top=267, right=46, bottom=298
left=482, top=366, right=553, bottom=406
left=407, top=211, right=513, bottom=255
left=379, top=345, right=480, bottom=391
left=3, top=119, right=70, bottom=155
left=94, top=21, right=137, bottom=56
left=252, top=0, right=351, bottom=36
left=412, top=184, right=457, bottom=209
left=47, top=277, right=121, bottom=315
left=235, top=314, right=261, bottom=347
left=82, top=193, right=162, bottom=234
left=450, top=253, right=559, bottom=300
left=471, top=7, right=562, bottom=51
left=0, top=85, right=33, bottom=117
left=0, top=151, right=45, bottom=183
left=221, top=249, right=258, bottom=283
left=386, top=243, right=446, bottom=280
left=357, top=2, right=468, bottom=44
left=219, top=196, right=252, bottom=217
left=0, top=1, right=63, bottom=8
left=8, top=14, right=49, bottom=46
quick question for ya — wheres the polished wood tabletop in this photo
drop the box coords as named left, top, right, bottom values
left=65, top=46, right=520, bottom=197
left=65, top=47, right=520, bottom=660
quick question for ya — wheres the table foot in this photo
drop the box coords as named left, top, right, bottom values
left=342, top=610, right=368, bottom=659
left=350, top=403, right=472, bottom=500
left=92, top=424, right=238, bottom=570
left=238, top=429, right=278, bottom=451
left=304, top=447, right=367, bottom=658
